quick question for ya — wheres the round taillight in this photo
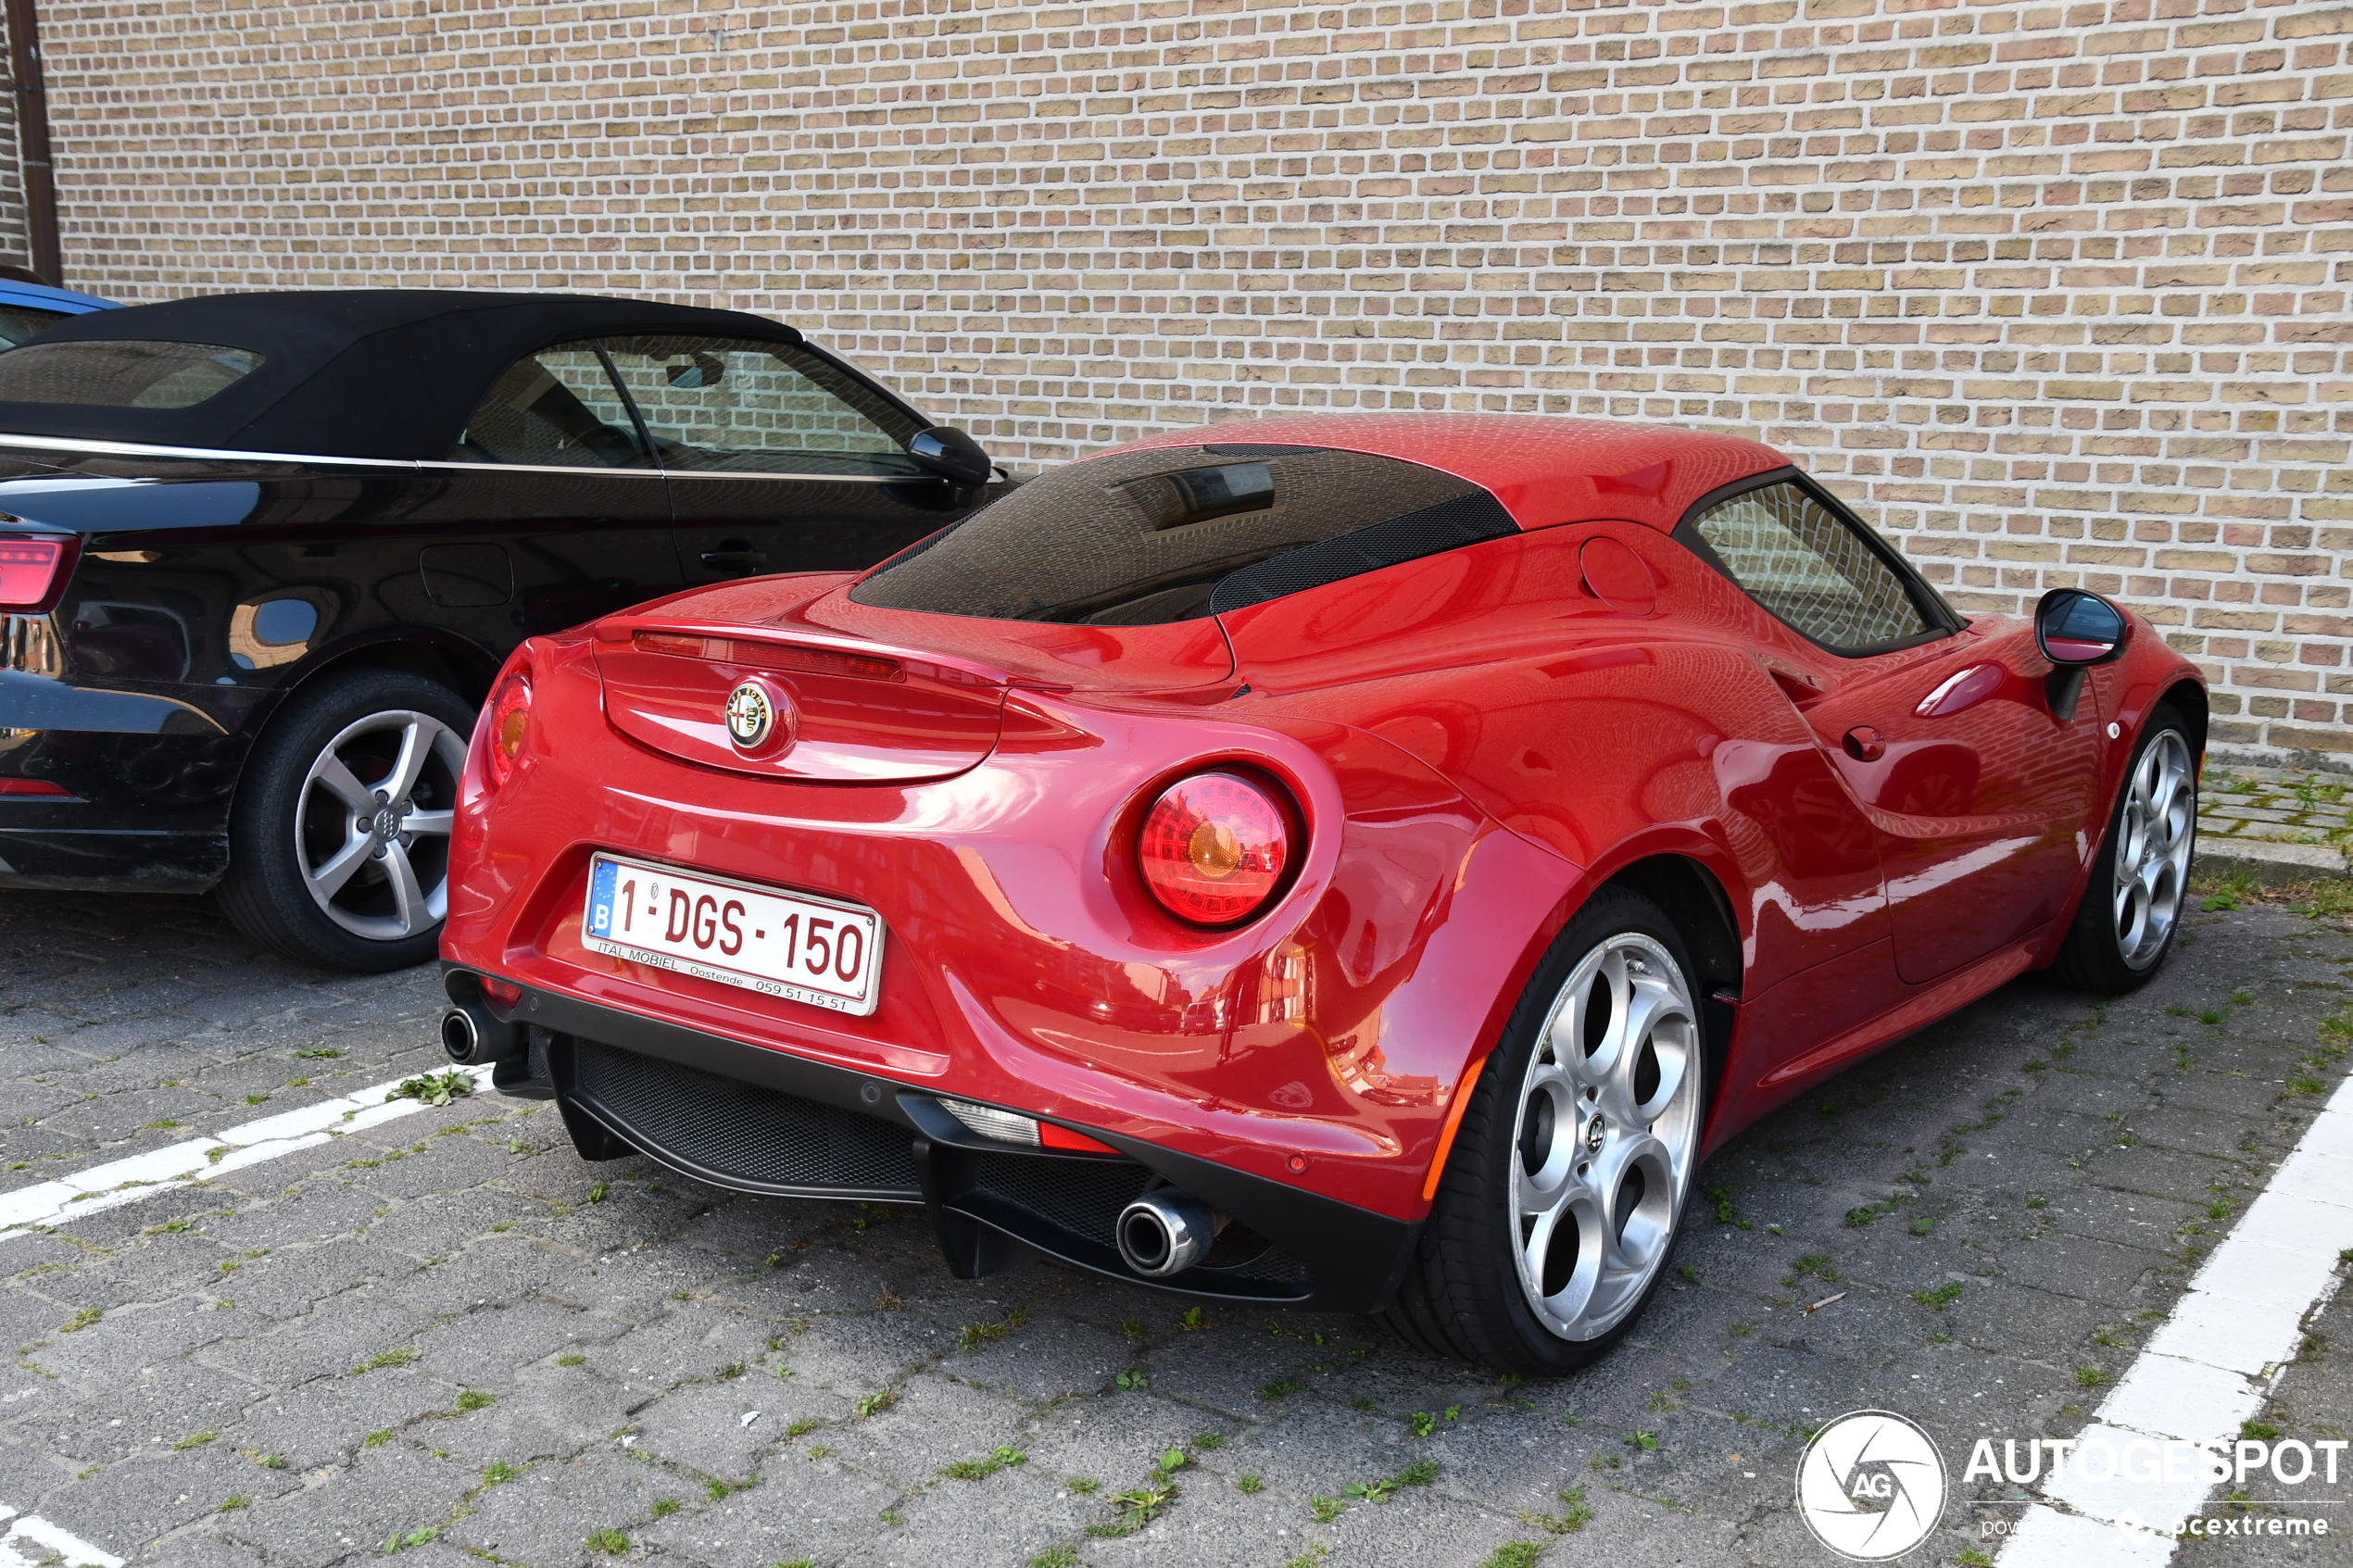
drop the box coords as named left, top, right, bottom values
left=1136, top=771, right=1295, bottom=927
left=483, top=669, right=533, bottom=792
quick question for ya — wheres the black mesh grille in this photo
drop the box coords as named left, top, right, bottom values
left=969, top=1150, right=1157, bottom=1238
left=1208, top=1228, right=1313, bottom=1287
left=572, top=1040, right=920, bottom=1197
left=1206, top=491, right=1518, bottom=614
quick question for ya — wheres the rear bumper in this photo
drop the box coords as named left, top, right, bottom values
left=0, top=721, right=245, bottom=890
left=450, top=965, right=1421, bottom=1314
left=0, top=826, right=226, bottom=890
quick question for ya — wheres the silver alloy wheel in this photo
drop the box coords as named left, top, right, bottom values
left=295, top=709, right=466, bottom=941
left=2113, top=728, right=2196, bottom=970
left=1509, top=932, right=1703, bottom=1341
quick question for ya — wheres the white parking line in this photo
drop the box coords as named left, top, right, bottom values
left=0, top=1505, right=120, bottom=1568
left=0, top=1066, right=497, bottom=1238
left=1997, top=1071, right=2353, bottom=1565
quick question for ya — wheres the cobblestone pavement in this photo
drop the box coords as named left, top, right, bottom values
left=2199, top=765, right=2353, bottom=879
left=0, top=890, right=2348, bottom=1568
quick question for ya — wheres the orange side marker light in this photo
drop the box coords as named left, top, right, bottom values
left=1421, top=1053, right=1490, bottom=1203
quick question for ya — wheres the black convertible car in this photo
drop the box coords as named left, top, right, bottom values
left=0, top=291, right=1002, bottom=969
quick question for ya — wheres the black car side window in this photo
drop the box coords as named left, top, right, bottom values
left=1682, top=481, right=1937, bottom=654
left=450, top=344, right=650, bottom=468
left=599, top=335, right=925, bottom=477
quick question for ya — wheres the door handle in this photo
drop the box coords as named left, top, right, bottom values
left=698, top=548, right=768, bottom=571
left=1753, top=653, right=1824, bottom=706
left=1842, top=725, right=1887, bottom=762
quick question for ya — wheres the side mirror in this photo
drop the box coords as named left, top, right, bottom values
left=2035, top=588, right=2130, bottom=667
left=2034, top=588, right=2130, bottom=724
left=907, top=426, right=993, bottom=487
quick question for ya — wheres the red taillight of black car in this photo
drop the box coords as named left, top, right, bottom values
left=482, top=667, right=534, bottom=793
left=1136, top=770, right=1298, bottom=927
left=0, top=536, right=77, bottom=614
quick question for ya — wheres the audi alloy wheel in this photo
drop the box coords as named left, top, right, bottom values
left=220, top=669, right=478, bottom=972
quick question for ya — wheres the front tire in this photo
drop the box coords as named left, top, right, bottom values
left=1385, top=887, right=1710, bottom=1374
left=2051, top=708, right=2198, bottom=995
left=218, top=669, right=474, bottom=972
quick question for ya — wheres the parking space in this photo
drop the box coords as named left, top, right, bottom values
left=0, top=887, right=2347, bottom=1567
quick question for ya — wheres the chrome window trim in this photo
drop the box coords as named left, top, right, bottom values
left=0, top=431, right=944, bottom=484
left=604, top=465, right=937, bottom=485
left=416, top=459, right=929, bottom=484
left=0, top=432, right=421, bottom=470
left=409, top=460, right=666, bottom=479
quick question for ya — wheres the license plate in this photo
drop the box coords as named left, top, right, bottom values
left=581, top=854, right=887, bottom=1016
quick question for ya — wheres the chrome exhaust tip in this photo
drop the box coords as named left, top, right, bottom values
left=439, top=1003, right=515, bottom=1066
left=1115, top=1189, right=1218, bottom=1278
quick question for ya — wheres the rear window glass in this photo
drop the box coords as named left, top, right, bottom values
left=0, top=305, right=68, bottom=348
left=0, top=339, right=264, bottom=409
left=849, top=445, right=1516, bottom=624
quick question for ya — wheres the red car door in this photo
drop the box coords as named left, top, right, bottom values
left=1814, top=621, right=2101, bottom=983
left=1676, top=478, right=2103, bottom=986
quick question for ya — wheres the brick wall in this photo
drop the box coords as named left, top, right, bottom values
left=18, top=0, right=2353, bottom=765
left=0, top=37, right=29, bottom=278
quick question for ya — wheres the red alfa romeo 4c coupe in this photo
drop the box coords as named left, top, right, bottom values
left=438, top=415, right=2204, bottom=1372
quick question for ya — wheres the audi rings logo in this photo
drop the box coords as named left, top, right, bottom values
left=1796, top=1410, right=1947, bottom=1560
left=724, top=678, right=795, bottom=758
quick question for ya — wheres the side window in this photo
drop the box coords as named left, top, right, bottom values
left=599, top=335, right=923, bottom=476
left=451, top=344, right=648, bottom=467
left=1684, top=482, right=1935, bottom=653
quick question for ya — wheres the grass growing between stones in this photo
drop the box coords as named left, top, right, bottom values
left=1088, top=1448, right=1188, bottom=1537
left=939, top=1446, right=1026, bottom=1481
left=1343, top=1459, right=1440, bottom=1506
left=958, top=1309, right=1026, bottom=1349
left=1521, top=1483, right=1594, bottom=1534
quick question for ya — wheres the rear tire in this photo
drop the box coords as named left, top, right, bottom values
left=218, top=669, right=474, bottom=972
left=1385, top=887, right=1710, bottom=1374
left=2051, top=707, right=2199, bottom=995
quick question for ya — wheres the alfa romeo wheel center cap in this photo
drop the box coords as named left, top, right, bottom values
left=1585, top=1113, right=1607, bottom=1152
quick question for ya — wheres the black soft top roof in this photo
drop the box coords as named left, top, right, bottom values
left=0, top=290, right=807, bottom=460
